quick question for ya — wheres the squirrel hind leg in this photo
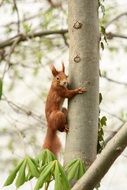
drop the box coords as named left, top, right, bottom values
left=49, top=111, right=67, bottom=132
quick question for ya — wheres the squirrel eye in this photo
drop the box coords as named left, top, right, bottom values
left=56, top=76, right=59, bottom=80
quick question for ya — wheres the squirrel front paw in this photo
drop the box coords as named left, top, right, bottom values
left=64, top=125, right=69, bottom=133
left=76, top=87, right=87, bottom=94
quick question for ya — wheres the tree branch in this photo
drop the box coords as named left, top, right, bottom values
left=101, top=74, right=127, bottom=86
left=0, top=29, right=126, bottom=50
left=107, top=32, right=127, bottom=40
left=47, top=0, right=62, bottom=8
left=0, top=29, right=68, bottom=49
left=106, top=12, right=127, bottom=28
left=0, top=12, right=43, bottom=28
left=72, top=122, right=127, bottom=190
left=2, top=95, right=45, bottom=125
left=13, top=0, right=20, bottom=33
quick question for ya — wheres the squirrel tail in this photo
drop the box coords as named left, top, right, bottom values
left=42, top=127, right=61, bottom=156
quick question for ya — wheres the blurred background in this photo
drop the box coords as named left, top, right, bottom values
left=0, top=0, right=127, bottom=189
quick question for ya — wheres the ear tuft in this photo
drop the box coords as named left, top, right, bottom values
left=50, top=64, right=59, bottom=76
left=61, top=62, right=65, bottom=73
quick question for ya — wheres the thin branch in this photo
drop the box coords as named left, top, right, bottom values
left=62, top=33, right=69, bottom=47
left=2, top=95, right=45, bottom=125
left=101, top=74, right=127, bottom=86
left=0, top=29, right=68, bottom=49
left=107, top=32, right=127, bottom=40
left=72, top=122, right=127, bottom=190
left=2, top=37, right=21, bottom=80
left=13, top=0, right=20, bottom=33
left=106, top=12, right=127, bottom=28
left=0, top=29, right=127, bottom=50
left=0, top=12, right=43, bottom=28
left=47, top=0, right=62, bottom=8
left=101, top=108, right=126, bottom=123
left=101, top=109, right=126, bottom=145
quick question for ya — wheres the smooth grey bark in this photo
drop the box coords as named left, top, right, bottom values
left=64, top=0, right=99, bottom=166
left=71, top=122, right=127, bottom=190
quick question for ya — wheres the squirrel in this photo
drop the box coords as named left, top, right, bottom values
left=42, top=63, right=86, bottom=156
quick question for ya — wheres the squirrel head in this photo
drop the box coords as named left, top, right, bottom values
left=50, top=63, right=68, bottom=88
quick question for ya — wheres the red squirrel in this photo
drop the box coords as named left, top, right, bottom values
left=42, top=63, right=86, bottom=156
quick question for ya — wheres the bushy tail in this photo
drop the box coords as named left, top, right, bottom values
left=42, top=127, right=61, bottom=156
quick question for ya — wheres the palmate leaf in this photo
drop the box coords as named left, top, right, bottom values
left=4, top=160, right=23, bottom=186
left=34, top=161, right=55, bottom=190
left=66, top=160, right=79, bottom=181
left=27, top=156, right=40, bottom=178
left=54, top=161, right=70, bottom=190
left=16, top=160, right=26, bottom=188
left=65, top=159, right=86, bottom=182
left=35, top=149, right=56, bottom=168
left=64, top=159, right=77, bottom=172
left=78, top=160, right=85, bottom=178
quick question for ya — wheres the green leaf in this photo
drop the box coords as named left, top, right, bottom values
left=99, top=93, right=102, bottom=104
left=55, top=161, right=70, bottom=190
left=78, top=160, right=86, bottom=178
left=101, top=116, right=107, bottom=126
left=22, top=22, right=32, bottom=33
left=65, top=159, right=85, bottom=182
left=101, top=26, right=106, bottom=35
left=67, top=160, right=79, bottom=181
left=100, top=41, right=104, bottom=50
left=34, top=161, right=55, bottom=190
left=27, top=156, right=39, bottom=178
left=64, top=159, right=77, bottom=171
left=16, top=160, right=26, bottom=188
left=0, top=79, right=3, bottom=100
left=54, top=163, right=62, bottom=190
left=4, top=160, right=23, bottom=186
left=35, top=149, right=56, bottom=168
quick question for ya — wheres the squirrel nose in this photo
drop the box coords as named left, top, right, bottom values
left=64, top=81, right=67, bottom=85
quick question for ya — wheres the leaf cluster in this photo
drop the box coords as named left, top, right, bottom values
left=4, top=149, right=86, bottom=190
left=97, top=93, right=107, bottom=153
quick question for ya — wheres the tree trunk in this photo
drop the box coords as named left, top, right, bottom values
left=64, top=0, right=99, bottom=166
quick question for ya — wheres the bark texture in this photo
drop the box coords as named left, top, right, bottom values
left=71, top=123, right=127, bottom=190
left=64, top=0, right=99, bottom=165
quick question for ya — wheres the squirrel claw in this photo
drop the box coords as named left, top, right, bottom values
left=64, top=126, right=69, bottom=133
left=77, top=87, right=87, bottom=94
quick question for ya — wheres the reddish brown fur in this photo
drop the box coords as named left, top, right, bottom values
left=43, top=63, right=86, bottom=156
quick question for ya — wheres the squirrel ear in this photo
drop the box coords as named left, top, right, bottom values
left=50, top=64, right=59, bottom=76
left=62, top=62, right=65, bottom=73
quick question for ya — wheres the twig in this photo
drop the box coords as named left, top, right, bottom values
left=13, top=0, right=20, bottom=33
left=62, top=33, right=69, bottom=47
left=2, top=95, right=45, bottom=125
left=1, top=37, right=21, bottom=80
left=47, top=0, right=62, bottom=8
left=101, top=108, right=126, bottom=123
left=106, top=32, right=127, bottom=40
left=0, top=12, right=43, bottom=28
left=101, top=74, right=127, bottom=86
left=106, top=12, right=127, bottom=28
